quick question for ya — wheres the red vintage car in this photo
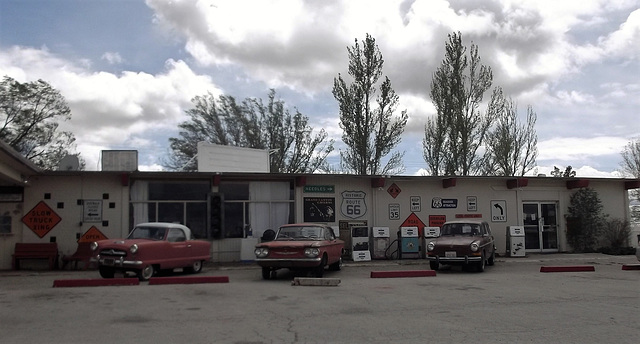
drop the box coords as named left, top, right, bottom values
left=90, top=222, right=211, bottom=281
left=426, top=220, right=496, bottom=272
left=254, top=223, right=344, bottom=279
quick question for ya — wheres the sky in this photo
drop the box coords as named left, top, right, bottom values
left=1, top=0, right=639, bottom=177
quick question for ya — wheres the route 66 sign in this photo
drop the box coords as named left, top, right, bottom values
left=341, top=191, right=367, bottom=219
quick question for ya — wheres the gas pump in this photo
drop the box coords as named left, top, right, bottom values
left=371, top=227, right=390, bottom=259
left=399, top=226, right=420, bottom=259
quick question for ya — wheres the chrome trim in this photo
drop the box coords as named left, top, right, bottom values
left=255, top=257, right=322, bottom=263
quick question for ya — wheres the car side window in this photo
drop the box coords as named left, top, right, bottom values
left=325, top=227, right=335, bottom=240
left=167, top=228, right=186, bottom=242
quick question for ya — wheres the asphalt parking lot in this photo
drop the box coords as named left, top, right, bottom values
left=1, top=253, right=638, bottom=344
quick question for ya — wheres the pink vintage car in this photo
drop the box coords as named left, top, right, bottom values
left=90, top=222, right=211, bottom=281
left=254, top=223, right=344, bottom=279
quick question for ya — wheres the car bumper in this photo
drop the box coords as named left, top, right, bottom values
left=256, top=257, right=322, bottom=269
left=426, top=255, right=482, bottom=264
left=92, top=256, right=143, bottom=268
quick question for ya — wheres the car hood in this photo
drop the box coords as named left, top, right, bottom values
left=433, top=236, right=480, bottom=245
left=257, top=240, right=321, bottom=249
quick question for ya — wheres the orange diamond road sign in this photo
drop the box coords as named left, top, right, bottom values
left=22, top=201, right=62, bottom=238
left=387, top=183, right=401, bottom=199
left=401, top=212, right=426, bottom=237
left=79, top=226, right=108, bottom=242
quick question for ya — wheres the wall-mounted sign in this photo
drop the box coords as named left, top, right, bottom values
left=304, top=197, right=336, bottom=222
left=0, top=186, right=24, bottom=202
left=491, top=200, right=507, bottom=222
left=400, top=213, right=426, bottom=237
left=303, top=185, right=335, bottom=193
left=410, top=196, right=421, bottom=212
left=455, top=214, right=483, bottom=218
left=389, top=203, right=400, bottom=220
left=21, top=201, right=62, bottom=238
left=341, top=191, right=367, bottom=219
left=387, top=183, right=401, bottom=199
left=467, top=196, right=477, bottom=211
left=431, top=197, right=458, bottom=209
left=429, top=215, right=446, bottom=227
left=83, top=200, right=103, bottom=222
left=79, top=226, right=108, bottom=242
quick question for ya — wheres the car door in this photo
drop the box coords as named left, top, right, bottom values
left=166, top=227, right=189, bottom=267
left=323, top=226, right=343, bottom=263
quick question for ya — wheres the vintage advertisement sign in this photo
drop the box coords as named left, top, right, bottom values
left=341, top=191, right=366, bottom=219
left=21, top=201, right=62, bottom=238
left=431, top=197, right=458, bottom=209
left=303, top=197, right=335, bottom=222
left=429, top=215, right=446, bottom=227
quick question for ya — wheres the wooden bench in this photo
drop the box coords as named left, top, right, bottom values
left=12, top=243, right=59, bottom=270
left=61, top=242, right=95, bottom=270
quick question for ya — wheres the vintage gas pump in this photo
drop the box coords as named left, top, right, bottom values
left=371, top=227, right=390, bottom=259
left=399, top=226, right=420, bottom=259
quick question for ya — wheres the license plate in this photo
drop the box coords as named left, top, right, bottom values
left=445, top=251, right=457, bottom=258
left=103, top=258, right=115, bottom=266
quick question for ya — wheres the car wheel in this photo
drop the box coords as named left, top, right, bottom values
left=261, top=267, right=270, bottom=280
left=487, top=250, right=495, bottom=266
left=429, top=261, right=439, bottom=271
left=329, top=257, right=343, bottom=271
left=99, top=266, right=115, bottom=279
left=138, top=265, right=155, bottom=281
left=185, top=260, right=203, bottom=274
left=313, top=256, right=327, bottom=278
left=476, top=252, right=486, bottom=272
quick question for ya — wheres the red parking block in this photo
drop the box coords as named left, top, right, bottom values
left=148, top=275, right=229, bottom=285
left=540, top=265, right=595, bottom=273
left=621, top=264, right=640, bottom=270
left=53, top=278, right=139, bottom=288
left=370, top=270, right=436, bottom=278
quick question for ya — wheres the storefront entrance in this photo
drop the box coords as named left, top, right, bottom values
left=522, top=202, right=559, bottom=252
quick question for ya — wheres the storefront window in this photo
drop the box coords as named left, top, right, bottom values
left=0, top=215, right=11, bottom=234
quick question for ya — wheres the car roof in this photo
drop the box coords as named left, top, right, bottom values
left=134, top=222, right=192, bottom=239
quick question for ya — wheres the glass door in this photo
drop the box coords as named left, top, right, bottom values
left=522, top=202, right=559, bottom=252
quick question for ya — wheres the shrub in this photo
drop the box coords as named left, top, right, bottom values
left=597, top=218, right=633, bottom=255
left=566, top=188, right=606, bottom=252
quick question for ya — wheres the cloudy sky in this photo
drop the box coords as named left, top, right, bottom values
left=1, top=0, right=639, bottom=177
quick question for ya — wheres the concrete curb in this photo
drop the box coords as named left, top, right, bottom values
left=621, top=264, right=640, bottom=270
left=148, top=276, right=229, bottom=285
left=53, top=278, right=139, bottom=288
left=370, top=270, right=436, bottom=278
left=540, top=265, right=595, bottom=273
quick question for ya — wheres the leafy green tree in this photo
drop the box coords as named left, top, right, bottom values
left=483, top=87, right=538, bottom=176
left=566, top=187, right=606, bottom=252
left=167, top=89, right=333, bottom=173
left=0, top=76, right=82, bottom=170
left=333, top=33, right=408, bottom=175
left=423, top=32, right=493, bottom=176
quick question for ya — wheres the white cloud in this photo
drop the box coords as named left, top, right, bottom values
left=0, top=47, right=222, bottom=170
left=101, top=52, right=123, bottom=65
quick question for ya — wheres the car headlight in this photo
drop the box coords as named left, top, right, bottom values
left=130, top=244, right=139, bottom=254
left=255, top=247, right=269, bottom=258
left=90, top=242, right=98, bottom=251
left=304, top=248, right=320, bottom=258
left=470, top=242, right=479, bottom=252
left=427, top=241, right=435, bottom=251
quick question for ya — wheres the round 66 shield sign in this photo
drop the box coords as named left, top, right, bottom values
left=341, top=191, right=367, bottom=219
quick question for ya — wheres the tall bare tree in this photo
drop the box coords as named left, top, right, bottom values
left=423, top=32, right=493, bottom=176
left=333, top=34, right=408, bottom=175
left=0, top=76, right=82, bottom=170
left=483, top=87, right=538, bottom=176
left=167, top=89, right=333, bottom=173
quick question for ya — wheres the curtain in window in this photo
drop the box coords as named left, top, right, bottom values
left=130, top=180, right=149, bottom=225
left=249, top=182, right=290, bottom=238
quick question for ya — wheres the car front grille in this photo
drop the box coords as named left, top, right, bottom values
left=99, top=248, right=127, bottom=257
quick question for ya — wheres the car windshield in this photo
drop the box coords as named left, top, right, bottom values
left=127, top=226, right=167, bottom=241
left=275, top=226, right=323, bottom=241
left=440, top=223, right=481, bottom=236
